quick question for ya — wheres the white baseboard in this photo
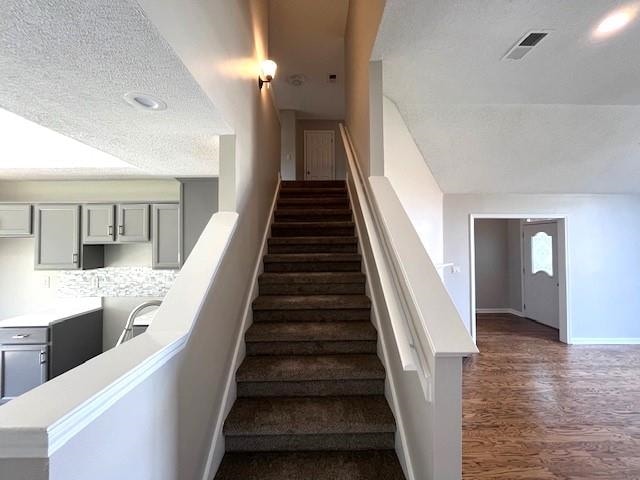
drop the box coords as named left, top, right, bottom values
left=476, top=308, right=525, bottom=317
left=570, top=338, right=640, bottom=345
left=200, top=178, right=281, bottom=480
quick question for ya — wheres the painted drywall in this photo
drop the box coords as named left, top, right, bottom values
left=344, top=0, right=385, bottom=176
left=33, top=0, right=281, bottom=479
left=507, top=219, right=522, bottom=311
left=383, top=96, right=443, bottom=265
left=444, top=194, right=640, bottom=340
left=180, top=178, right=219, bottom=261
left=296, top=119, right=347, bottom=180
left=474, top=219, right=509, bottom=309
left=280, top=110, right=297, bottom=180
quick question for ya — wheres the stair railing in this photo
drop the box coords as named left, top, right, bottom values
left=339, top=123, right=477, bottom=402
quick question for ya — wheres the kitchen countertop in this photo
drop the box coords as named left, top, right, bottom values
left=0, top=298, right=103, bottom=328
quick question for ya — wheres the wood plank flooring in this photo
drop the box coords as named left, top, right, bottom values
left=463, top=314, right=640, bottom=479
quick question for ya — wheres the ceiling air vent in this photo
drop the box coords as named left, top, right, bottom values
left=503, top=31, right=549, bottom=60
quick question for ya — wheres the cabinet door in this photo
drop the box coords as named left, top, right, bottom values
left=117, top=204, right=149, bottom=242
left=35, top=205, right=80, bottom=270
left=0, top=204, right=32, bottom=237
left=0, top=345, right=47, bottom=404
left=83, top=204, right=115, bottom=244
left=152, top=204, right=181, bottom=269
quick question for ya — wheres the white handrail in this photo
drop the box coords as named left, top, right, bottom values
left=339, top=124, right=477, bottom=401
left=339, top=124, right=432, bottom=398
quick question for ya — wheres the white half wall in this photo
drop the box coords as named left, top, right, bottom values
left=383, top=96, right=443, bottom=265
left=444, top=194, right=640, bottom=340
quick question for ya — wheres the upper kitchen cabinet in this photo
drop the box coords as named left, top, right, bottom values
left=117, top=204, right=149, bottom=243
left=0, top=205, right=32, bottom=237
left=34, top=205, right=80, bottom=270
left=83, top=204, right=116, bottom=244
left=152, top=204, right=181, bottom=269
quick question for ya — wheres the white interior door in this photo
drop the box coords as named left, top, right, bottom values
left=304, top=130, right=335, bottom=180
left=523, top=222, right=559, bottom=328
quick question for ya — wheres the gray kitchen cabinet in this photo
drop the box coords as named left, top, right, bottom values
left=0, top=204, right=32, bottom=237
left=152, top=203, right=181, bottom=269
left=83, top=204, right=115, bottom=244
left=117, top=204, right=149, bottom=242
left=0, top=343, right=47, bottom=404
left=35, top=205, right=80, bottom=270
left=0, top=311, right=102, bottom=405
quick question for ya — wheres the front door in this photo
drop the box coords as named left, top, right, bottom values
left=523, top=222, right=559, bottom=328
left=304, top=130, right=335, bottom=180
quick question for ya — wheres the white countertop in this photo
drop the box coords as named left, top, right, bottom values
left=0, top=298, right=103, bottom=328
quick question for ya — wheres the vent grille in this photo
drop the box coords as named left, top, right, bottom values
left=503, top=31, right=550, bottom=61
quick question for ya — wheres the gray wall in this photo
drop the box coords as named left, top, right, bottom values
left=180, top=178, right=218, bottom=262
left=474, top=219, right=522, bottom=310
left=444, top=194, right=640, bottom=340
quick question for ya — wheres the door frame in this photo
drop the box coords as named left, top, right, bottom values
left=469, top=213, right=571, bottom=344
left=303, top=130, right=335, bottom=180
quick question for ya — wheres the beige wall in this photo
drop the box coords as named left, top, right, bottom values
left=296, top=119, right=347, bottom=180
left=345, top=0, right=385, bottom=176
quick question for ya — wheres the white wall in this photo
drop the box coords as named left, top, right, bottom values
left=280, top=110, right=296, bottom=180
left=473, top=219, right=521, bottom=311
left=383, top=96, right=443, bottom=265
left=444, top=194, right=640, bottom=340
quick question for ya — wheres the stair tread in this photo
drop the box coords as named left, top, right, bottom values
left=253, top=295, right=371, bottom=311
left=264, top=253, right=361, bottom=263
left=276, top=208, right=352, bottom=214
left=224, top=396, right=396, bottom=436
left=215, top=450, right=405, bottom=480
left=273, top=221, right=355, bottom=227
left=268, top=236, right=357, bottom=245
left=237, top=354, right=384, bottom=383
left=259, top=272, right=365, bottom=285
left=246, top=321, right=376, bottom=342
left=281, top=180, right=346, bottom=188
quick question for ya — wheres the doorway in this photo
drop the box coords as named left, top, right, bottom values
left=469, top=215, right=570, bottom=343
left=304, top=130, right=335, bottom=180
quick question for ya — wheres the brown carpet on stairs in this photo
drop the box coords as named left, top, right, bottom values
left=215, top=180, right=406, bottom=479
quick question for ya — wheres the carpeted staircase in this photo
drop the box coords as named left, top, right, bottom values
left=215, top=180, right=406, bottom=479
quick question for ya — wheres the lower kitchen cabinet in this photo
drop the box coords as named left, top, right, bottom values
left=0, top=310, right=103, bottom=404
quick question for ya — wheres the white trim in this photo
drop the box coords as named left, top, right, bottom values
left=303, top=130, right=336, bottom=180
left=346, top=177, right=416, bottom=480
left=476, top=308, right=525, bottom=317
left=200, top=178, right=281, bottom=480
left=570, top=338, right=640, bottom=345
left=469, top=213, right=572, bottom=344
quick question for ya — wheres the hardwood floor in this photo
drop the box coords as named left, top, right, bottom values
left=463, top=314, right=640, bottom=479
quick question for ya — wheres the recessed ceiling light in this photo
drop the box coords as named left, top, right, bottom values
left=123, top=92, right=167, bottom=111
left=593, top=4, right=640, bottom=39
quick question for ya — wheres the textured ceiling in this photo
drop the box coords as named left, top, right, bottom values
left=269, top=0, right=348, bottom=119
left=374, top=0, right=640, bottom=193
left=0, top=0, right=229, bottom=179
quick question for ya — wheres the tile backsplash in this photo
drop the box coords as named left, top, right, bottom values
left=57, top=267, right=178, bottom=297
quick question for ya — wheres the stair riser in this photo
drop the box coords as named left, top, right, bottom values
left=246, top=341, right=377, bottom=356
left=253, top=309, right=371, bottom=323
left=281, top=181, right=346, bottom=188
left=268, top=244, right=358, bottom=254
left=275, top=214, right=353, bottom=222
left=259, top=283, right=365, bottom=295
left=237, top=379, right=384, bottom=397
left=264, top=262, right=361, bottom=273
left=278, top=200, right=350, bottom=209
left=271, top=226, right=355, bottom=237
left=279, top=191, right=347, bottom=198
left=226, top=433, right=395, bottom=452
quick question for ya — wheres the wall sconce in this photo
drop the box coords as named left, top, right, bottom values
left=258, top=59, right=277, bottom=90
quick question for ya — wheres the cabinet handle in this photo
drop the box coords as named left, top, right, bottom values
left=11, top=334, right=30, bottom=339
left=119, top=225, right=124, bottom=235
left=40, top=351, right=47, bottom=365
left=108, top=225, right=113, bottom=235
left=73, top=253, right=79, bottom=264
